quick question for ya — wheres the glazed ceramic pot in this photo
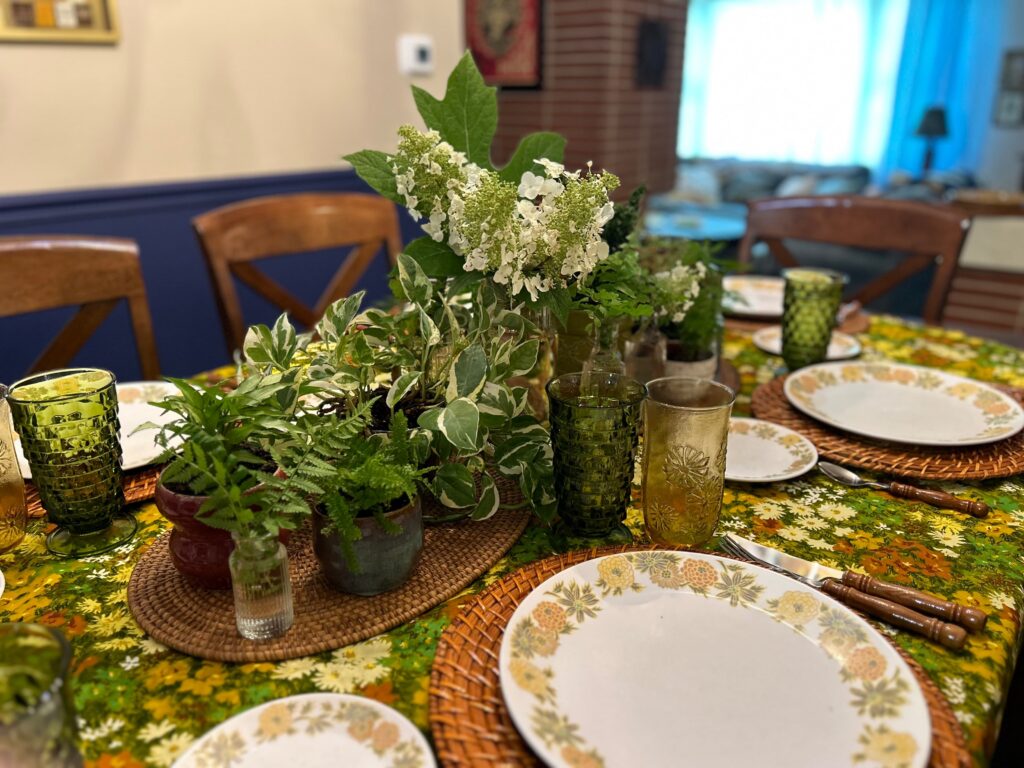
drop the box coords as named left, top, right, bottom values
left=154, top=471, right=289, bottom=591
left=313, top=496, right=423, bottom=596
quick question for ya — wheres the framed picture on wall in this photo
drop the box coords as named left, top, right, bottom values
left=0, top=0, right=119, bottom=44
left=466, top=0, right=542, bottom=88
left=994, top=49, right=1024, bottom=127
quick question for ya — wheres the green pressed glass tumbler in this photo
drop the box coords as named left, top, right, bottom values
left=781, top=268, right=848, bottom=371
left=547, top=372, right=646, bottom=538
left=6, top=368, right=135, bottom=558
left=642, top=378, right=735, bottom=549
left=0, top=623, right=82, bottom=768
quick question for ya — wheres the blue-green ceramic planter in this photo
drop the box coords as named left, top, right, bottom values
left=313, top=496, right=423, bottom=596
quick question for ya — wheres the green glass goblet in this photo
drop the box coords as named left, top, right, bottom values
left=781, top=268, right=848, bottom=371
left=547, top=372, right=646, bottom=540
left=6, top=368, right=135, bottom=558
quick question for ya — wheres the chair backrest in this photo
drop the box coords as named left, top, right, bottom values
left=0, top=236, right=160, bottom=379
left=737, top=196, right=971, bottom=324
left=192, top=192, right=402, bottom=356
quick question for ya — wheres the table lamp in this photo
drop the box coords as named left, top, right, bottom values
left=915, top=106, right=948, bottom=177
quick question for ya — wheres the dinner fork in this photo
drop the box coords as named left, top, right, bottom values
left=718, top=535, right=969, bottom=650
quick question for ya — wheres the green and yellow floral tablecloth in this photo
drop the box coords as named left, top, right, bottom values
left=2, top=316, right=1023, bottom=768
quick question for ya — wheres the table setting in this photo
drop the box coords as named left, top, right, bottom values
left=2, top=54, right=1024, bottom=768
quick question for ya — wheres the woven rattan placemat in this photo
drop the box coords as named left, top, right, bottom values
left=127, top=507, right=531, bottom=663
left=429, top=545, right=969, bottom=768
left=751, top=375, right=1024, bottom=481
left=25, top=465, right=162, bottom=519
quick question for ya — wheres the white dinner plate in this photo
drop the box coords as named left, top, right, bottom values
left=173, top=693, right=435, bottom=768
left=726, top=417, right=818, bottom=482
left=784, top=362, right=1024, bottom=447
left=500, top=552, right=930, bottom=768
left=15, top=381, right=180, bottom=479
left=723, top=275, right=785, bottom=318
left=0, top=568, right=4, bottom=600
left=753, top=325, right=861, bottom=361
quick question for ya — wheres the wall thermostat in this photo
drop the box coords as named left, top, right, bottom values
left=397, top=34, right=434, bottom=76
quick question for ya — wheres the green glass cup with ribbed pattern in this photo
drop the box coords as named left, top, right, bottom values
left=781, top=268, right=848, bottom=371
left=547, top=372, right=646, bottom=539
left=6, top=368, right=135, bottom=558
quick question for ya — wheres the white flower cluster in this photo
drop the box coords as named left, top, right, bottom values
left=390, top=126, right=619, bottom=300
left=653, top=261, right=706, bottom=325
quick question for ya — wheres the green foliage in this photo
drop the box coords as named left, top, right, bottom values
left=601, top=185, right=646, bottom=254
left=639, top=238, right=734, bottom=360
left=242, top=276, right=557, bottom=524
left=412, top=51, right=498, bottom=169
left=572, top=238, right=656, bottom=322
left=307, top=410, right=428, bottom=570
left=497, top=131, right=567, bottom=183
left=341, top=150, right=402, bottom=203
left=148, top=372, right=314, bottom=537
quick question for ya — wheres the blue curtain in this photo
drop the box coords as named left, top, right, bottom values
left=878, top=0, right=1003, bottom=181
left=678, top=0, right=909, bottom=170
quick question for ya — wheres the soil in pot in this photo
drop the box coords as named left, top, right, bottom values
left=313, top=495, right=423, bottom=596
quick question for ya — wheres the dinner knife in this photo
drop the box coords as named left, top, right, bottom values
left=724, top=534, right=987, bottom=636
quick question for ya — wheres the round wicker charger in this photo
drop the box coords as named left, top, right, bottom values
left=751, top=375, right=1024, bottom=481
left=429, top=545, right=969, bottom=768
left=26, top=465, right=162, bottom=519
left=128, top=507, right=531, bottom=663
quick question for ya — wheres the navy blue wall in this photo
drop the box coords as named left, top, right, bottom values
left=0, top=169, right=421, bottom=384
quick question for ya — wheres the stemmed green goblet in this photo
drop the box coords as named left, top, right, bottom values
left=6, top=368, right=135, bottom=557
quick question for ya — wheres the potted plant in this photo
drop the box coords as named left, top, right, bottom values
left=300, top=410, right=431, bottom=595
left=244, top=265, right=559, bottom=525
left=148, top=371, right=308, bottom=591
left=644, top=239, right=726, bottom=379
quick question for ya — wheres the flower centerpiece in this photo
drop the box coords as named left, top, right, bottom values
left=643, top=239, right=728, bottom=378
left=345, top=52, right=619, bottom=322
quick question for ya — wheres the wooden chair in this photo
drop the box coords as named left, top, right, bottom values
left=193, top=193, right=402, bottom=355
left=0, top=236, right=161, bottom=379
left=737, top=196, right=971, bottom=324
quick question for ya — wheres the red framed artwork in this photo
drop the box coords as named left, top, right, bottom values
left=466, top=0, right=542, bottom=88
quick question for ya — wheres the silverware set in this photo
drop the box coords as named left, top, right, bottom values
left=721, top=534, right=987, bottom=650
left=817, top=461, right=989, bottom=518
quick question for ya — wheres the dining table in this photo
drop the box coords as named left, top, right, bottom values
left=1, top=313, right=1023, bottom=768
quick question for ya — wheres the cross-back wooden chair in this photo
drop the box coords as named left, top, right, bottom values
left=737, top=196, right=971, bottom=324
left=0, top=236, right=160, bottom=379
left=193, top=193, right=402, bottom=356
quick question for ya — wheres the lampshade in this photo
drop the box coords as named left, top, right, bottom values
left=916, top=106, right=948, bottom=138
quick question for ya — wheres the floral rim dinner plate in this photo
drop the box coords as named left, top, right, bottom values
left=15, top=381, right=180, bottom=479
left=173, top=693, right=435, bottom=768
left=499, top=551, right=930, bottom=768
left=784, top=362, right=1024, bottom=447
left=726, top=417, right=818, bottom=483
left=723, top=275, right=785, bottom=318
left=753, top=325, right=862, bottom=361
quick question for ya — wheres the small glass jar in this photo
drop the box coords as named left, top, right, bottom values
left=229, top=531, right=294, bottom=641
left=0, top=387, right=27, bottom=554
left=586, top=314, right=626, bottom=375
left=624, top=324, right=667, bottom=384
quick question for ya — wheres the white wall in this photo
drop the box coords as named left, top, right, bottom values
left=976, top=0, right=1024, bottom=191
left=0, top=1, right=463, bottom=195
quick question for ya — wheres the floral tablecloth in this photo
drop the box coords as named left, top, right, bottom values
left=2, top=316, right=1023, bottom=768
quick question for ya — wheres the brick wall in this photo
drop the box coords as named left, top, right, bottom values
left=492, top=0, right=688, bottom=198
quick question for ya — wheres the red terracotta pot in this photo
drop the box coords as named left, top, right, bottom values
left=154, top=471, right=289, bottom=590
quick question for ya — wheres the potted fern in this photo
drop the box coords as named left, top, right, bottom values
left=302, top=410, right=431, bottom=595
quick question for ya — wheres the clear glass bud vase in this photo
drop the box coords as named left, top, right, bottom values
left=229, top=531, right=293, bottom=641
